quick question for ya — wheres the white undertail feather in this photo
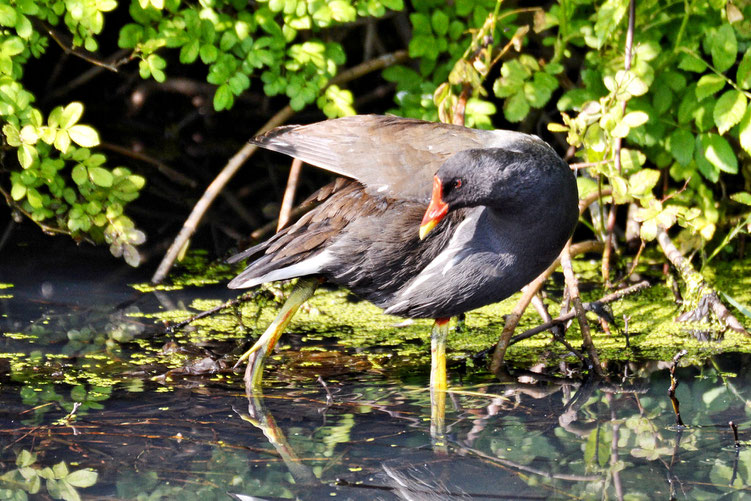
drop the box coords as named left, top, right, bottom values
left=229, top=250, right=335, bottom=289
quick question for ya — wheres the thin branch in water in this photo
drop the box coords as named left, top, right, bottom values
left=668, top=349, right=688, bottom=427
left=166, top=289, right=263, bottom=332
left=730, top=420, right=740, bottom=448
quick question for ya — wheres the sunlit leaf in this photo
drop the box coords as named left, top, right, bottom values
left=68, top=125, right=100, bottom=147
left=695, top=74, right=725, bottom=101
left=713, top=89, right=746, bottom=134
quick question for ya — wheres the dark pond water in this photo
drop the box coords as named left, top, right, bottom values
left=2, top=242, right=751, bottom=500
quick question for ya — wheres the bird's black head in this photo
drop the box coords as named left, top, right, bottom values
left=435, top=139, right=573, bottom=214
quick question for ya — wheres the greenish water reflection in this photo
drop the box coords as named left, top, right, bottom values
left=3, top=358, right=751, bottom=500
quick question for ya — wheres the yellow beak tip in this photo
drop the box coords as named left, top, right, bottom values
left=419, top=221, right=437, bottom=240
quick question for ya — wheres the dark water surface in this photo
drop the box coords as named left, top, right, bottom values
left=2, top=242, right=751, bottom=500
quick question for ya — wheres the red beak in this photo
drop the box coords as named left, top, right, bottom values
left=419, top=176, right=448, bottom=240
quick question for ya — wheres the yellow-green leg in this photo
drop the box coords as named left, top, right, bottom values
left=235, top=278, right=319, bottom=393
left=430, top=318, right=450, bottom=444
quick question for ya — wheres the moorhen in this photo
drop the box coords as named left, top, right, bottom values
left=229, top=115, right=578, bottom=403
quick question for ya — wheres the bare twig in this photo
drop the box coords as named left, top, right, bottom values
left=32, top=18, right=124, bottom=72
left=730, top=421, right=740, bottom=448
left=561, top=241, right=604, bottom=376
left=656, top=227, right=748, bottom=334
left=278, top=158, right=303, bottom=231
left=100, top=142, right=197, bottom=188
left=0, top=186, right=94, bottom=243
left=43, top=49, right=131, bottom=103
left=251, top=205, right=310, bottom=241
left=569, top=159, right=613, bottom=170
left=579, top=188, right=613, bottom=215
left=602, top=0, right=636, bottom=286
left=509, top=280, right=650, bottom=345
left=151, top=106, right=293, bottom=284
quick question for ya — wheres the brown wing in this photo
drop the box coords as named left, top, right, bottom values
left=250, top=115, right=501, bottom=202
left=227, top=178, right=377, bottom=288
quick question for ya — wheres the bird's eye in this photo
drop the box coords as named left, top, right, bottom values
left=453, top=179, right=462, bottom=189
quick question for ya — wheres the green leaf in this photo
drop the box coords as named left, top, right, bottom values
left=19, top=124, right=38, bottom=144
left=694, top=98, right=716, bottom=132
left=695, top=133, right=737, bottom=182
left=640, top=218, right=658, bottom=241
left=123, top=243, right=141, bottom=267
left=68, top=125, right=100, bottom=147
left=730, top=192, right=751, bottom=206
left=382, top=0, right=403, bottom=9
left=66, top=469, right=98, bottom=488
left=666, top=128, right=694, bottom=166
left=180, top=39, right=199, bottom=64
left=60, top=102, right=83, bottom=129
left=623, top=111, right=649, bottom=128
left=26, top=187, right=42, bottom=208
left=0, top=5, right=17, bottom=26
left=2, top=36, right=24, bottom=56
left=10, top=180, right=26, bottom=200
left=737, top=48, right=751, bottom=89
left=713, top=89, right=746, bottom=134
left=617, top=70, right=648, bottom=97
left=89, top=167, right=113, bottom=187
left=214, top=84, right=233, bottom=111
left=54, top=130, right=71, bottom=153
left=3, top=123, right=20, bottom=146
left=663, top=71, right=687, bottom=91
left=738, top=106, right=751, bottom=156
left=629, top=168, right=660, bottom=197
left=431, top=10, right=449, bottom=36
left=72, top=164, right=88, bottom=185
left=678, top=52, right=707, bottom=73
left=721, top=292, right=751, bottom=320
left=18, top=143, right=36, bottom=168
left=695, top=74, right=726, bottom=101
left=710, top=24, right=737, bottom=73
left=652, top=85, right=672, bottom=115
left=503, top=92, right=530, bottom=122
left=593, top=0, right=628, bottom=49
left=199, top=43, right=218, bottom=64
left=410, top=12, right=431, bottom=34
left=620, top=148, right=646, bottom=173
left=118, top=24, right=143, bottom=49
left=16, top=14, right=31, bottom=39
left=16, top=450, right=36, bottom=468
